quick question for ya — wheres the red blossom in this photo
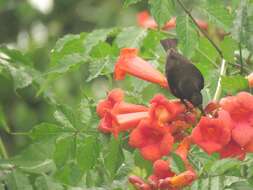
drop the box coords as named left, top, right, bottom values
left=191, top=110, right=233, bottom=154
left=98, top=111, right=149, bottom=137
left=137, top=11, right=157, bottom=29
left=114, top=48, right=168, bottom=88
left=112, top=101, right=148, bottom=114
left=220, top=92, right=253, bottom=147
left=129, top=119, right=174, bottom=161
left=218, top=140, right=245, bottom=160
left=96, top=88, right=124, bottom=118
left=149, top=94, right=185, bottom=126
left=247, top=72, right=253, bottom=88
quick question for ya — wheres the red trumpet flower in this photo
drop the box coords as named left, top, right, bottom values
left=96, top=88, right=124, bottom=118
left=129, top=119, right=174, bottom=161
left=114, top=48, right=168, bottom=88
left=191, top=110, right=233, bottom=154
left=220, top=92, right=253, bottom=147
left=149, top=94, right=185, bottom=125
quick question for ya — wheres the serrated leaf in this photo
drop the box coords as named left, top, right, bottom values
left=170, top=152, right=186, bottom=174
left=200, top=0, right=233, bottom=31
left=209, top=158, right=240, bottom=175
left=5, top=170, right=33, bottom=190
left=149, top=0, right=173, bottom=27
left=11, top=139, right=55, bottom=167
left=46, top=53, right=87, bottom=75
left=19, top=159, right=56, bottom=174
left=53, top=135, right=75, bottom=168
left=86, top=56, right=115, bottom=82
left=221, top=75, right=249, bottom=94
left=54, top=105, right=76, bottom=129
left=123, top=0, right=142, bottom=7
left=35, top=175, right=63, bottom=190
left=104, top=137, right=124, bottom=178
left=90, top=42, right=118, bottom=58
left=220, top=36, right=237, bottom=62
left=76, top=136, right=99, bottom=171
left=78, top=97, right=92, bottom=125
left=115, top=27, right=147, bottom=48
left=229, top=181, right=253, bottom=190
left=54, top=162, right=83, bottom=186
left=30, top=123, right=72, bottom=140
left=176, top=15, right=198, bottom=58
left=84, top=28, right=116, bottom=54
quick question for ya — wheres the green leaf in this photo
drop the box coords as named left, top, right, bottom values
left=53, top=135, right=75, bottom=168
left=86, top=56, right=115, bottom=82
left=134, top=150, right=153, bottom=175
left=35, top=175, right=63, bottom=190
left=11, top=139, right=55, bottom=167
left=194, top=37, right=218, bottom=68
left=54, top=105, right=76, bottom=129
left=149, top=0, right=173, bottom=27
left=46, top=53, right=87, bottom=75
left=115, top=27, right=147, bottom=48
left=30, top=123, right=72, bottom=140
left=78, top=97, right=92, bottom=126
left=0, top=48, right=33, bottom=90
left=220, top=36, right=237, bottom=62
left=176, top=15, right=198, bottom=58
left=229, top=181, right=253, bottom=190
left=200, top=0, right=233, bottom=31
left=5, top=170, right=33, bottom=190
left=84, top=28, right=116, bottom=54
left=221, top=75, right=249, bottom=94
left=54, top=162, right=83, bottom=186
left=209, top=158, right=240, bottom=175
left=123, top=0, right=142, bottom=7
left=51, top=33, right=86, bottom=66
left=90, top=42, right=118, bottom=58
left=170, top=152, right=186, bottom=174
left=104, top=137, right=124, bottom=178
left=77, top=136, right=99, bottom=171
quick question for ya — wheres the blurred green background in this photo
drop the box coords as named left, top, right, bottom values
left=0, top=0, right=148, bottom=156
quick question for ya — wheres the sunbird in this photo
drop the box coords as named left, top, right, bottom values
left=161, top=38, right=204, bottom=113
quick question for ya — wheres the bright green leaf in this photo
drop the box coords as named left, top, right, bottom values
left=149, top=0, right=174, bottom=27
left=35, top=175, right=63, bottom=190
left=176, top=15, right=198, bottom=58
left=78, top=97, right=92, bottom=125
left=123, top=0, right=142, bottom=7
left=5, top=170, right=33, bottom=190
left=170, top=152, right=186, bottom=174
left=221, top=75, right=249, bottom=94
left=220, top=36, right=237, bottom=62
left=115, top=27, right=147, bottom=48
left=209, top=158, right=240, bottom=175
left=229, top=181, right=253, bottom=190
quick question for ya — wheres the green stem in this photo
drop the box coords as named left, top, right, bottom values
left=213, top=59, right=227, bottom=102
left=0, top=137, right=8, bottom=159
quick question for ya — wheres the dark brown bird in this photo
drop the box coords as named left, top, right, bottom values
left=161, top=38, right=204, bottom=112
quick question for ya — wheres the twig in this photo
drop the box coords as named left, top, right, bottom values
left=176, top=0, right=224, bottom=59
left=213, top=59, right=227, bottom=101
left=239, top=43, right=243, bottom=74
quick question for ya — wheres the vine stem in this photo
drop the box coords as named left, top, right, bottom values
left=0, top=137, right=8, bottom=159
left=213, top=59, right=227, bottom=102
left=176, top=0, right=224, bottom=59
left=239, top=42, right=243, bottom=74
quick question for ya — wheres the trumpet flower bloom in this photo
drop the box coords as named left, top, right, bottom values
left=114, top=48, right=168, bottom=88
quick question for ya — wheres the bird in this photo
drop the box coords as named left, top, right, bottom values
left=160, top=38, right=204, bottom=113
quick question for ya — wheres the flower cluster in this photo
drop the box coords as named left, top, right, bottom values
left=96, top=46, right=253, bottom=190
left=192, top=92, right=253, bottom=160
left=137, top=11, right=208, bottom=31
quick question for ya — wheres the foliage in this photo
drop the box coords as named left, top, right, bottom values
left=0, top=0, right=253, bottom=189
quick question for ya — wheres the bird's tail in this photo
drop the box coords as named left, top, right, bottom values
left=160, top=38, right=178, bottom=51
